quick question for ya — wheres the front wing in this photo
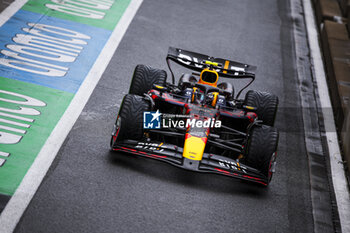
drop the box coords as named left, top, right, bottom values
left=112, top=140, right=269, bottom=186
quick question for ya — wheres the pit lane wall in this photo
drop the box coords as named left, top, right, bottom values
left=0, top=0, right=130, bottom=199
left=312, top=0, right=350, bottom=174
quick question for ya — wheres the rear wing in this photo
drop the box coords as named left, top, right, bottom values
left=166, top=47, right=257, bottom=98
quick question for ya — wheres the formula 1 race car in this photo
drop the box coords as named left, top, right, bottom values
left=110, top=47, right=279, bottom=186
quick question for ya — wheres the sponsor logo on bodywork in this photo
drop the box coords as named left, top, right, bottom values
left=218, top=158, right=247, bottom=173
left=135, top=142, right=166, bottom=152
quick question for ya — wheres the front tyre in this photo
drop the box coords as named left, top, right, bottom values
left=129, top=64, right=167, bottom=96
left=110, top=94, right=150, bottom=148
left=244, top=125, right=279, bottom=183
left=244, top=90, right=278, bottom=126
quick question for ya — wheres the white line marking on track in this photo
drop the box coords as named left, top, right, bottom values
left=0, top=0, right=143, bottom=232
left=302, top=0, right=350, bottom=232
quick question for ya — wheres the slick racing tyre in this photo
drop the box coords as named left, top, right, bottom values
left=244, top=90, right=278, bottom=126
left=110, top=94, right=150, bottom=148
left=129, top=64, right=167, bottom=96
left=244, top=125, right=279, bottom=183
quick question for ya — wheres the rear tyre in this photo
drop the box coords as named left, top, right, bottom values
left=129, top=64, right=167, bottom=96
left=110, top=94, right=150, bottom=148
left=244, top=90, right=278, bottom=126
left=244, top=125, right=279, bottom=182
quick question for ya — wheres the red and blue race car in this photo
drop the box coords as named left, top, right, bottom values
left=110, top=47, right=279, bottom=186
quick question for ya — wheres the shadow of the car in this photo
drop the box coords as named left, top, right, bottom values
left=108, top=150, right=269, bottom=198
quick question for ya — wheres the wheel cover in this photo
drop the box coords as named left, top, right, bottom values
left=110, top=116, right=121, bottom=148
left=268, top=152, right=277, bottom=181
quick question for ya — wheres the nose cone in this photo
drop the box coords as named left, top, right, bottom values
left=182, top=133, right=207, bottom=161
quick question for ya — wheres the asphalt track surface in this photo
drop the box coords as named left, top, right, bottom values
left=14, top=0, right=320, bottom=232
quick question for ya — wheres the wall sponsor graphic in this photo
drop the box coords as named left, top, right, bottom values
left=0, top=10, right=110, bottom=93
left=22, top=0, right=131, bottom=30
left=0, top=77, right=73, bottom=195
left=0, top=0, right=131, bottom=197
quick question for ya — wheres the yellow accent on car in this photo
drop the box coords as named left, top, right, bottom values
left=155, top=85, right=164, bottom=89
left=211, top=92, right=219, bottom=107
left=192, top=87, right=198, bottom=102
left=183, top=134, right=206, bottom=161
left=245, top=105, right=255, bottom=110
left=205, top=60, right=219, bottom=66
left=157, top=142, right=163, bottom=150
left=223, top=60, right=229, bottom=74
left=199, top=68, right=219, bottom=87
